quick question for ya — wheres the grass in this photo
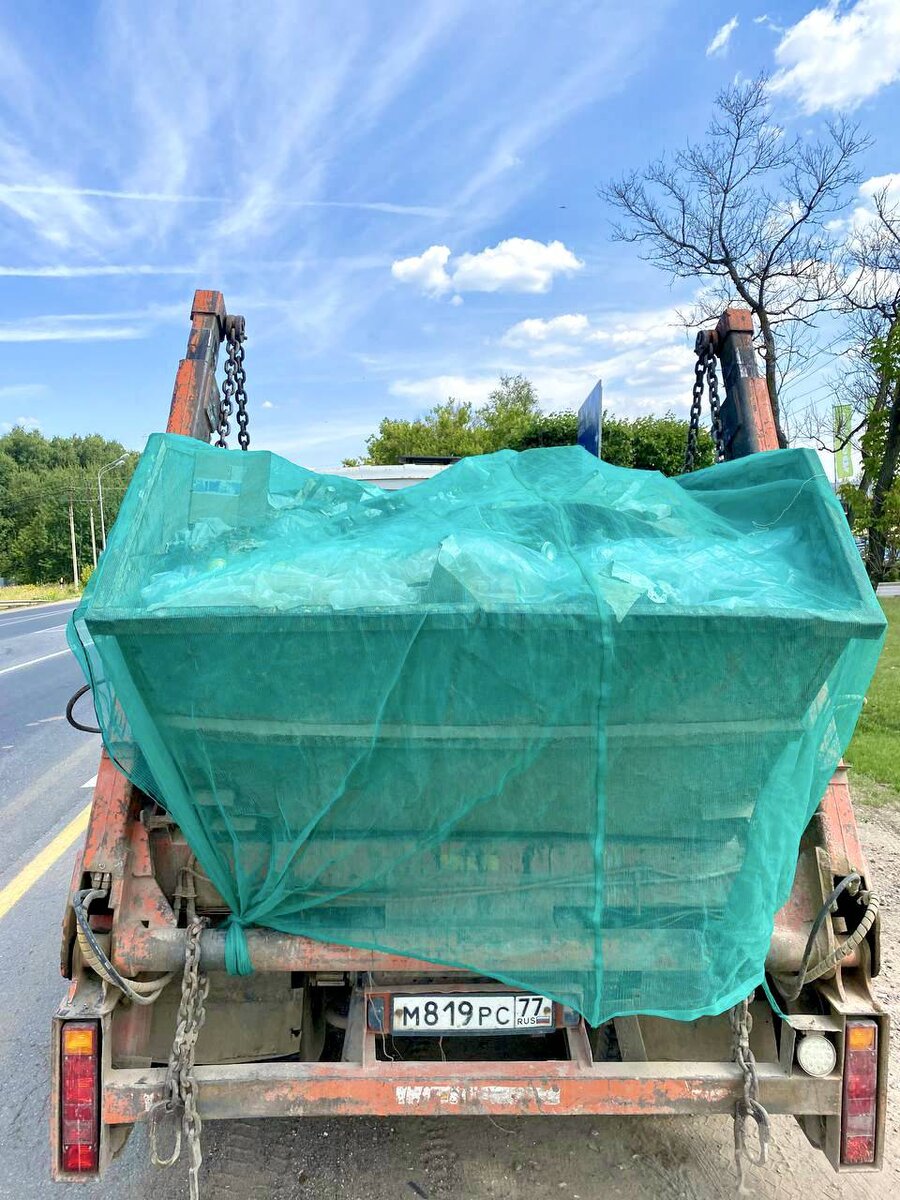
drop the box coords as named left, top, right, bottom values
left=0, top=582, right=81, bottom=606
left=846, top=597, right=900, bottom=804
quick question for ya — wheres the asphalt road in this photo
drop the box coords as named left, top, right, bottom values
left=0, top=600, right=105, bottom=1199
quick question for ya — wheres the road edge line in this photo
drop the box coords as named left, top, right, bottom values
left=0, top=648, right=71, bottom=676
left=0, top=802, right=91, bottom=921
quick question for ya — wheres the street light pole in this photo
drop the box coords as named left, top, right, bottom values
left=98, top=455, right=128, bottom=551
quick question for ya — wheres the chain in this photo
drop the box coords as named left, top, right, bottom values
left=684, top=351, right=705, bottom=473
left=215, top=336, right=235, bottom=449
left=683, top=332, right=727, bottom=471
left=149, top=917, right=209, bottom=1200
left=233, top=328, right=249, bottom=451
left=706, top=351, right=726, bottom=463
left=215, top=318, right=249, bottom=450
left=729, top=993, right=771, bottom=1194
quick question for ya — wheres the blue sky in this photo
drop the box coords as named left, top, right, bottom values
left=0, top=0, right=898, bottom=467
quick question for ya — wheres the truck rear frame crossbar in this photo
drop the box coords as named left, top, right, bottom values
left=101, top=1037, right=838, bottom=1123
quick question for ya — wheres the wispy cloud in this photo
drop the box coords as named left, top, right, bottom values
left=0, top=316, right=145, bottom=342
left=0, top=0, right=689, bottom=464
left=0, top=264, right=204, bottom=278
left=1, top=415, right=41, bottom=431
left=0, top=183, right=446, bottom=218
left=706, top=16, right=739, bottom=57
left=0, top=383, right=49, bottom=402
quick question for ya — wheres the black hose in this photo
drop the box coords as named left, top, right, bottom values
left=66, top=684, right=101, bottom=734
left=779, top=872, right=861, bottom=1002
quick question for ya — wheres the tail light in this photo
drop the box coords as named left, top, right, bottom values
left=60, top=1021, right=100, bottom=1173
left=841, top=1019, right=878, bottom=1165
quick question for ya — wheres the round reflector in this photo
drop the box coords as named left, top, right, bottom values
left=797, top=1032, right=837, bottom=1077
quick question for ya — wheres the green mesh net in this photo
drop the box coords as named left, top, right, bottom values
left=69, top=433, right=885, bottom=1025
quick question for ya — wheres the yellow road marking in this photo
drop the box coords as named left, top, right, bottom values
left=0, top=802, right=91, bottom=920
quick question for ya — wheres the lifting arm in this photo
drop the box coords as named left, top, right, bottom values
left=708, top=309, right=780, bottom=461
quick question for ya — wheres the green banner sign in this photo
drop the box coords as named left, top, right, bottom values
left=833, top=404, right=854, bottom=483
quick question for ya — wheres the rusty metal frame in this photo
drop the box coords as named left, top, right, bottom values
left=710, top=308, right=780, bottom=457
left=102, top=1036, right=840, bottom=1124
left=165, top=289, right=227, bottom=441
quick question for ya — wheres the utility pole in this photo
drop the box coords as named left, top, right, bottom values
left=68, top=498, right=79, bottom=586
left=89, top=506, right=98, bottom=569
left=98, top=454, right=128, bottom=550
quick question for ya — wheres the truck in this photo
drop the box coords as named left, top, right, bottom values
left=51, top=290, right=888, bottom=1193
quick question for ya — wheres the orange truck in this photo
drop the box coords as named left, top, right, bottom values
left=51, top=291, right=887, bottom=1191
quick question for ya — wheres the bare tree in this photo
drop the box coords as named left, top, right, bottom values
left=602, top=76, right=868, bottom=446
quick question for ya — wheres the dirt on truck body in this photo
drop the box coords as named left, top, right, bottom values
left=51, top=292, right=889, bottom=1195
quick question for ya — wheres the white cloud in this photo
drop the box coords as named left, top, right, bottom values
left=770, top=0, right=900, bottom=113
left=261, top=400, right=275, bottom=410
left=391, top=245, right=452, bottom=296
left=386, top=305, right=699, bottom=422
left=392, top=238, right=583, bottom=298
left=502, top=314, right=590, bottom=345
left=389, top=374, right=494, bottom=407
left=829, top=172, right=900, bottom=234
left=706, top=16, right=739, bottom=57
left=452, top=238, right=582, bottom=293
left=502, top=314, right=592, bottom=358
left=504, top=307, right=688, bottom=352
left=859, top=172, right=900, bottom=202
left=0, top=316, right=144, bottom=342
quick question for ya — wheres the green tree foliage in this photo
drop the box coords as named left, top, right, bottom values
left=357, top=375, right=540, bottom=464
left=511, top=410, right=579, bottom=449
left=607, top=413, right=714, bottom=474
left=350, top=375, right=713, bottom=475
left=837, top=324, right=900, bottom=581
left=0, top=427, right=137, bottom=585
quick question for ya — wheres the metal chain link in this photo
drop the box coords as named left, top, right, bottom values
left=684, top=350, right=706, bottom=473
left=729, top=993, right=771, bottom=1195
left=233, top=332, right=249, bottom=451
left=706, top=351, right=726, bottom=464
left=215, top=336, right=236, bottom=449
left=683, top=332, right=727, bottom=471
left=215, top=319, right=249, bottom=450
left=149, top=917, right=209, bottom=1200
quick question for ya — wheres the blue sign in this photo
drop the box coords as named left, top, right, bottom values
left=577, top=381, right=602, bottom=458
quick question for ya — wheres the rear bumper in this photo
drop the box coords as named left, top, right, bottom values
left=102, top=1044, right=839, bottom=1123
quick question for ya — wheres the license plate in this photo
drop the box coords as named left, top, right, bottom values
left=390, top=993, right=554, bottom=1034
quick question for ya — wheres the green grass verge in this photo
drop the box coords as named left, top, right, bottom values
left=846, top=597, right=900, bottom=803
left=0, top=582, right=81, bottom=606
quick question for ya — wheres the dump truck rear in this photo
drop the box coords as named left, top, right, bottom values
left=51, top=292, right=888, bottom=1191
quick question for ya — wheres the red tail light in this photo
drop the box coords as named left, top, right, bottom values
left=60, top=1022, right=100, bottom=1173
left=841, top=1019, right=878, bottom=1165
